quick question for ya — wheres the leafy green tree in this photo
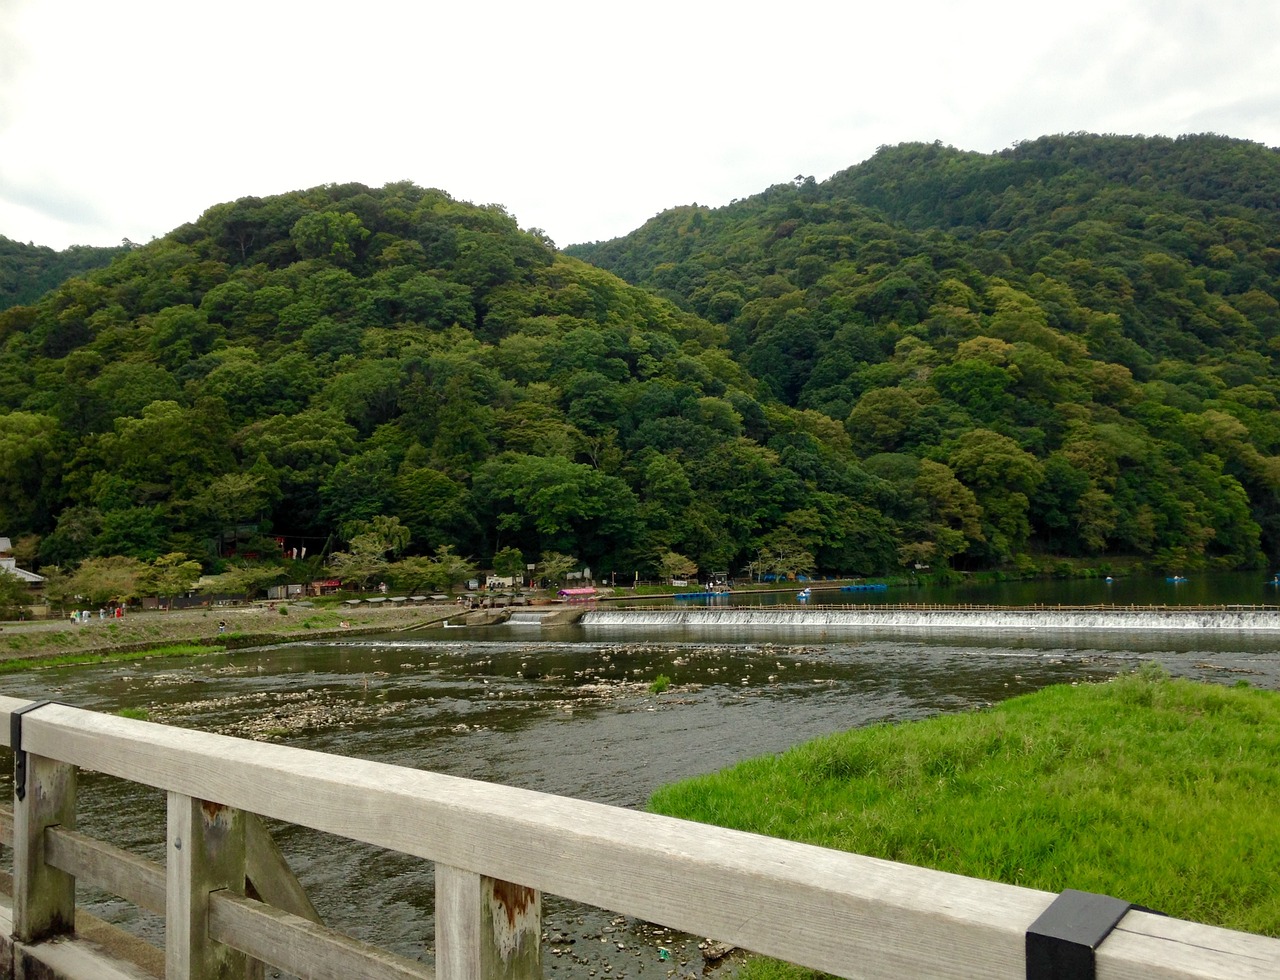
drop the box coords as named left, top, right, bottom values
left=66, top=556, right=146, bottom=607
left=393, top=545, right=477, bottom=593
left=912, top=458, right=985, bottom=565
left=474, top=454, right=639, bottom=566
left=199, top=563, right=285, bottom=600
left=0, top=411, right=58, bottom=531
left=392, top=465, right=475, bottom=551
left=947, top=430, right=1044, bottom=562
left=932, top=358, right=1015, bottom=424
left=87, top=399, right=234, bottom=509
left=398, top=274, right=475, bottom=329
left=327, top=549, right=389, bottom=592
left=235, top=410, right=357, bottom=533
left=94, top=506, right=168, bottom=560
left=195, top=473, right=274, bottom=556
left=290, top=211, right=370, bottom=266
left=656, top=550, right=698, bottom=583
left=147, top=305, right=218, bottom=369
left=346, top=515, right=412, bottom=560
left=0, top=572, right=32, bottom=618
left=846, top=388, right=923, bottom=454
left=756, top=530, right=816, bottom=581
left=492, top=546, right=526, bottom=585
left=537, top=551, right=578, bottom=587
left=89, top=362, right=181, bottom=420
left=142, top=553, right=203, bottom=608
left=318, top=450, right=396, bottom=532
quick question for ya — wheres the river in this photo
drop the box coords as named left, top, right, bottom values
left=3, top=581, right=1279, bottom=976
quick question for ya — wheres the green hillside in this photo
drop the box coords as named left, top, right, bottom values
left=570, top=133, right=1280, bottom=569
left=0, top=183, right=893, bottom=580
left=0, top=235, right=131, bottom=312
left=3, top=133, right=1279, bottom=582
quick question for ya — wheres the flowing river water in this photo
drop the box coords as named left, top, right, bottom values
left=4, top=604, right=1280, bottom=978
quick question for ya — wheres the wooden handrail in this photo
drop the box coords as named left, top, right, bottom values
left=2, top=696, right=1276, bottom=979
left=208, top=894, right=431, bottom=980
left=33, top=822, right=427, bottom=980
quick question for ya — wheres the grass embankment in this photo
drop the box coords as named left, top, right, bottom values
left=0, top=601, right=458, bottom=665
left=649, top=666, right=1280, bottom=953
left=0, top=644, right=215, bottom=675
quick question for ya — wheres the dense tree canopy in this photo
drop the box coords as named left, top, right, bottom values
left=0, top=235, right=130, bottom=312
left=571, top=133, right=1280, bottom=571
left=4, top=134, right=1280, bottom=583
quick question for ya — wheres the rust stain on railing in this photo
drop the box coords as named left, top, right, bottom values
left=490, top=879, right=537, bottom=929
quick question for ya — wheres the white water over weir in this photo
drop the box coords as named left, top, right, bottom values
left=580, top=605, right=1280, bottom=631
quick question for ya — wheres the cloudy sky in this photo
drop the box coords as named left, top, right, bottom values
left=2, top=0, right=1278, bottom=251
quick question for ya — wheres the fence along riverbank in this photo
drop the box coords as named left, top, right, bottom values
left=1, top=696, right=1277, bottom=978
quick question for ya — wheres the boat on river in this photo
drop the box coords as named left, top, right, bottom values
left=840, top=583, right=888, bottom=592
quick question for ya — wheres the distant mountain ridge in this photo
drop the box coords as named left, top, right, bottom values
left=0, top=235, right=132, bottom=312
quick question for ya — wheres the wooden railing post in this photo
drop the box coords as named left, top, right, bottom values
left=436, top=864, right=541, bottom=980
left=12, top=753, right=76, bottom=943
left=167, top=792, right=252, bottom=979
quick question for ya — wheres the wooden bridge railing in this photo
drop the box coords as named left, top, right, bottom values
left=1, top=695, right=1276, bottom=979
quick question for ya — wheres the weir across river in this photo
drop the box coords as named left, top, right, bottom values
left=578, top=603, right=1280, bottom=632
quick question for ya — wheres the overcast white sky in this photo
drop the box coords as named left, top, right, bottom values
left=2, top=0, right=1279, bottom=251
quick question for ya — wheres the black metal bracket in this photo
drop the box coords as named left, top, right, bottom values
left=1026, top=889, right=1134, bottom=979
left=11, top=700, right=53, bottom=802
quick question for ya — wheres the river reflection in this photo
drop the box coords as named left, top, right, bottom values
left=3, top=621, right=1278, bottom=975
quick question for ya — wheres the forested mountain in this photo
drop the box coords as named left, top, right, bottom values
left=569, top=134, right=1280, bottom=571
left=3, top=133, right=1279, bottom=585
left=0, top=182, right=894, bottom=582
left=0, top=235, right=131, bottom=312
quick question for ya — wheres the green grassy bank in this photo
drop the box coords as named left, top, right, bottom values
left=649, top=666, right=1280, bottom=950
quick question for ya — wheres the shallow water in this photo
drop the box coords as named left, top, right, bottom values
left=3, top=619, right=1277, bottom=975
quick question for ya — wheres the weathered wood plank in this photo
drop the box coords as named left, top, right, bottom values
left=244, top=811, right=321, bottom=924
left=3, top=697, right=1276, bottom=980
left=14, top=935, right=159, bottom=980
left=42, top=823, right=424, bottom=980
left=435, top=865, right=481, bottom=980
left=13, top=753, right=76, bottom=943
left=0, top=802, right=12, bottom=848
left=1096, top=910, right=1280, bottom=979
left=44, top=815, right=320, bottom=928
left=166, top=793, right=249, bottom=980
left=208, top=892, right=433, bottom=980
left=436, top=865, right=540, bottom=980
left=45, top=824, right=166, bottom=914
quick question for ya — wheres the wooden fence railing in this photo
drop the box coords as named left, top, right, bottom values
left=1, top=695, right=1276, bottom=979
